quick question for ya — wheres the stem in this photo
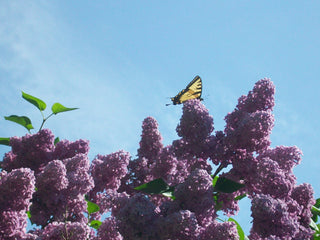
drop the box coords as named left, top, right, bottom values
left=38, top=113, right=54, bottom=131
left=38, top=119, right=46, bottom=132
left=212, top=163, right=225, bottom=179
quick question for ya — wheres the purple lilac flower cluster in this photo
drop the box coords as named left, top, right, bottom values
left=0, top=78, right=315, bottom=239
left=1, top=130, right=94, bottom=239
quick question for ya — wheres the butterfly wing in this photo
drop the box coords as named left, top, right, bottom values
left=171, top=76, right=202, bottom=105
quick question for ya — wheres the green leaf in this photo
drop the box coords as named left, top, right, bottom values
left=161, top=189, right=176, bottom=199
left=86, top=199, right=100, bottom=214
left=90, top=220, right=102, bottom=230
left=22, top=91, right=46, bottom=111
left=312, top=206, right=320, bottom=222
left=135, top=178, right=172, bottom=195
left=228, top=218, right=247, bottom=240
left=0, top=137, right=10, bottom=146
left=213, top=194, right=223, bottom=211
left=214, top=177, right=245, bottom=193
left=54, top=137, right=60, bottom=145
left=212, top=176, right=219, bottom=187
left=235, top=194, right=247, bottom=201
left=313, top=234, right=320, bottom=240
left=313, top=199, right=320, bottom=222
left=4, top=115, right=34, bottom=131
left=310, top=218, right=320, bottom=232
left=51, top=103, right=78, bottom=115
left=27, top=211, right=31, bottom=219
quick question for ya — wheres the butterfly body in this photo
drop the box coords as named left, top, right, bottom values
left=168, top=76, right=203, bottom=105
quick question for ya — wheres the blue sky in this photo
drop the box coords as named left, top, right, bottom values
left=1, top=1, right=320, bottom=234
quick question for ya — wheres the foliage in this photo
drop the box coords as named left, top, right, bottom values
left=0, top=80, right=318, bottom=239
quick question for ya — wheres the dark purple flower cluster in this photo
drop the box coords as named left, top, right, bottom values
left=0, top=78, right=315, bottom=239
left=0, top=168, right=35, bottom=239
left=1, top=130, right=94, bottom=239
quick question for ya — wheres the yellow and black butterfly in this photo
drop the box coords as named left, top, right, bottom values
left=166, top=75, right=203, bottom=105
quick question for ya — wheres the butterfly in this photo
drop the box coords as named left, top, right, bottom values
left=166, top=75, right=203, bottom=105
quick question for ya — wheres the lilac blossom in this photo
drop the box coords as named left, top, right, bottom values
left=1, top=129, right=55, bottom=173
left=176, top=99, right=214, bottom=144
left=0, top=168, right=35, bottom=211
left=291, top=183, right=315, bottom=231
left=258, top=146, right=302, bottom=172
left=249, top=194, right=310, bottom=239
left=251, top=157, right=296, bottom=198
left=118, top=118, right=163, bottom=195
left=95, top=217, right=123, bottom=240
left=174, top=99, right=214, bottom=161
left=39, top=221, right=92, bottom=240
left=205, top=131, right=232, bottom=166
left=157, top=210, right=201, bottom=240
left=90, top=150, right=130, bottom=194
left=30, top=153, right=93, bottom=226
left=224, top=110, right=274, bottom=152
left=199, top=221, right=239, bottom=240
left=173, top=169, right=215, bottom=215
left=137, top=116, right=163, bottom=162
left=0, top=210, right=28, bottom=240
left=53, top=138, right=89, bottom=160
left=114, top=193, right=158, bottom=239
left=151, top=146, right=179, bottom=184
left=0, top=168, right=35, bottom=239
left=236, top=77, right=275, bottom=113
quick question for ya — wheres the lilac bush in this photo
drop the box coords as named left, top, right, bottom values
left=0, top=78, right=316, bottom=239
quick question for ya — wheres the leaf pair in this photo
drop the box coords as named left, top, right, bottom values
left=1, top=91, right=78, bottom=142
left=22, top=91, right=78, bottom=115
left=85, top=198, right=102, bottom=230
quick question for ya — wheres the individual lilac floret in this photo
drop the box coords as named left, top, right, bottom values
left=237, top=78, right=275, bottom=112
left=199, top=221, right=239, bottom=240
left=137, top=117, right=163, bottom=162
left=90, top=150, right=130, bottom=194
left=39, top=221, right=92, bottom=240
left=0, top=168, right=35, bottom=212
left=95, top=217, right=123, bottom=240
left=250, top=194, right=299, bottom=239
left=176, top=99, right=214, bottom=144
left=1, top=129, right=55, bottom=172
left=157, top=210, right=200, bottom=240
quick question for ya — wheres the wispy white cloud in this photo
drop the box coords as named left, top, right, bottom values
left=0, top=1, right=145, bottom=159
